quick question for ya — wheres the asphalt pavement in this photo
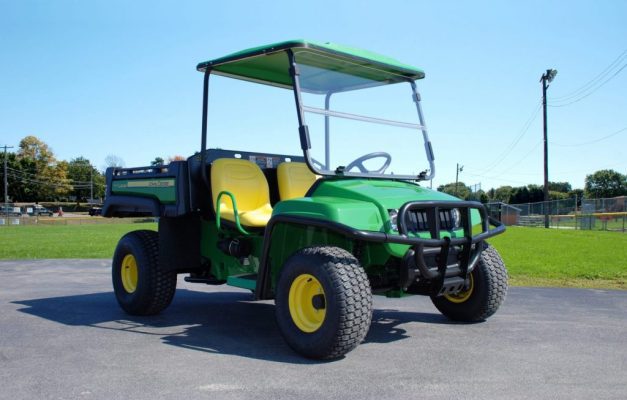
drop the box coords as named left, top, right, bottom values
left=1, top=259, right=626, bottom=400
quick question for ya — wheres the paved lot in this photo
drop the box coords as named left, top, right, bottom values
left=1, top=260, right=626, bottom=400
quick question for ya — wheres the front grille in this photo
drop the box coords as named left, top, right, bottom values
left=405, top=209, right=456, bottom=233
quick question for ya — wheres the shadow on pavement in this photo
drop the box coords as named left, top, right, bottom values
left=13, top=289, right=448, bottom=362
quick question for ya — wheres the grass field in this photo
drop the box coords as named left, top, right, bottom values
left=0, top=222, right=157, bottom=259
left=488, top=226, right=627, bottom=289
left=0, top=223, right=625, bottom=289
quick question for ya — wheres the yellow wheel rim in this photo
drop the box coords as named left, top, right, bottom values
left=288, top=274, right=326, bottom=333
left=121, top=254, right=139, bottom=294
left=444, top=274, right=474, bottom=304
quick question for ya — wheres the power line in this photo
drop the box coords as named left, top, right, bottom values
left=4, top=172, right=75, bottom=189
left=462, top=171, right=533, bottom=186
left=495, top=141, right=542, bottom=174
left=464, top=142, right=542, bottom=181
left=551, top=49, right=627, bottom=101
left=549, top=62, right=627, bottom=107
left=472, top=102, right=541, bottom=174
left=550, top=126, right=627, bottom=147
left=6, top=167, right=94, bottom=185
left=3, top=171, right=94, bottom=189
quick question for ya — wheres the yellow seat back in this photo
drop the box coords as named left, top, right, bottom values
left=277, top=162, right=319, bottom=200
left=211, top=158, right=272, bottom=227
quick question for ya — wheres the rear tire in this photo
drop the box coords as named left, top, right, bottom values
left=112, top=230, right=177, bottom=315
left=431, top=244, right=508, bottom=322
left=275, top=246, right=373, bottom=359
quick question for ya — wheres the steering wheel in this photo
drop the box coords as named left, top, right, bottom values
left=345, top=152, right=392, bottom=174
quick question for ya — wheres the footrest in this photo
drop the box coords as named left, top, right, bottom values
left=227, top=273, right=258, bottom=290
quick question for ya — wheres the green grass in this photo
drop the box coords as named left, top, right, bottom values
left=1, top=223, right=625, bottom=289
left=0, top=223, right=156, bottom=259
left=489, top=226, right=627, bottom=289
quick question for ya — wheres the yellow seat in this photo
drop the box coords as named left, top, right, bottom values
left=211, top=158, right=272, bottom=228
left=277, top=162, right=319, bottom=200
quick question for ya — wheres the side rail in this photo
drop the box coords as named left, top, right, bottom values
left=103, top=161, right=190, bottom=217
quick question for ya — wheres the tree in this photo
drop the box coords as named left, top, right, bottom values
left=548, top=181, right=572, bottom=193
left=492, top=186, right=513, bottom=203
left=509, top=185, right=544, bottom=204
left=584, top=169, right=627, bottom=198
left=569, top=188, right=584, bottom=206
left=466, top=189, right=489, bottom=203
left=105, top=154, right=125, bottom=168
left=0, top=151, right=28, bottom=202
left=18, top=135, right=54, bottom=164
left=549, top=191, right=570, bottom=200
left=151, top=157, right=165, bottom=166
left=47, top=161, right=71, bottom=200
left=15, top=135, right=68, bottom=201
left=68, top=157, right=105, bottom=201
left=437, top=182, right=471, bottom=199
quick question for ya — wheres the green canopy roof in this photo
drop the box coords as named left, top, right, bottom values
left=196, top=40, right=425, bottom=93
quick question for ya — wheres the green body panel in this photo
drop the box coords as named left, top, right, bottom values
left=111, top=178, right=176, bottom=204
left=199, top=220, right=263, bottom=281
left=310, top=179, right=458, bottom=211
left=266, top=222, right=355, bottom=288
left=272, top=196, right=383, bottom=231
left=197, top=40, right=424, bottom=93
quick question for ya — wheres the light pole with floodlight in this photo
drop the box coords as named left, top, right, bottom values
left=541, top=68, right=557, bottom=228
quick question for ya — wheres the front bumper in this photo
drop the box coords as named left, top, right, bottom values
left=394, top=201, right=504, bottom=294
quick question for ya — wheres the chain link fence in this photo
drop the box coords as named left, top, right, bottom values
left=488, top=196, right=626, bottom=232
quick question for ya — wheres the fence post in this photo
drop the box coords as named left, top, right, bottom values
left=574, top=195, right=578, bottom=230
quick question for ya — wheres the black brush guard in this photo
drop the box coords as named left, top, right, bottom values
left=396, top=200, right=505, bottom=295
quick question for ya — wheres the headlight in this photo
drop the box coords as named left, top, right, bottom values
left=451, top=208, right=462, bottom=229
left=388, top=209, right=398, bottom=231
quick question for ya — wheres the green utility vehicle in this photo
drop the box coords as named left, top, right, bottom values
left=104, top=40, right=507, bottom=359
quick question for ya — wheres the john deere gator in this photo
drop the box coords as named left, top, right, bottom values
left=103, top=40, right=508, bottom=359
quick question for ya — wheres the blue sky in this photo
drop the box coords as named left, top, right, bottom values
left=1, top=0, right=625, bottom=191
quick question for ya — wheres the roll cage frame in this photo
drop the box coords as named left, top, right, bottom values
left=197, top=46, right=436, bottom=187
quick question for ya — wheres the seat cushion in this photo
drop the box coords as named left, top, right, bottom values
left=218, top=203, right=273, bottom=227
left=277, top=162, right=319, bottom=200
left=211, top=158, right=272, bottom=227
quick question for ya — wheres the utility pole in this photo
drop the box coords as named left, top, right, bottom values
left=3, top=145, right=15, bottom=218
left=454, top=163, right=464, bottom=197
left=541, top=69, right=557, bottom=228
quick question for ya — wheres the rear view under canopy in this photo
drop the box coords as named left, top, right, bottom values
left=196, top=40, right=425, bottom=93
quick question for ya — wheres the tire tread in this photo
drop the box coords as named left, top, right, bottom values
left=113, top=230, right=177, bottom=315
left=276, top=246, right=373, bottom=359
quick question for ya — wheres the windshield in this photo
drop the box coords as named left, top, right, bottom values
left=295, top=57, right=434, bottom=180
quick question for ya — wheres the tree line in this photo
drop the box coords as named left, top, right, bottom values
left=438, top=169, right=627, bottom=204
left=1, top=135, right=184, bottom=203
left=3, top=135, right=625, bottom=204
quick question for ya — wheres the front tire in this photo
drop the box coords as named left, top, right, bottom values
left=275, top=246, right=373, bottom=359
left=431, top=244, right=508, bottom=322
left=112, top=230, right=177, bottom=315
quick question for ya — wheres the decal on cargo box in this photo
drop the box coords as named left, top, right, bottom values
left=114, top=179, right=175, bottom=188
